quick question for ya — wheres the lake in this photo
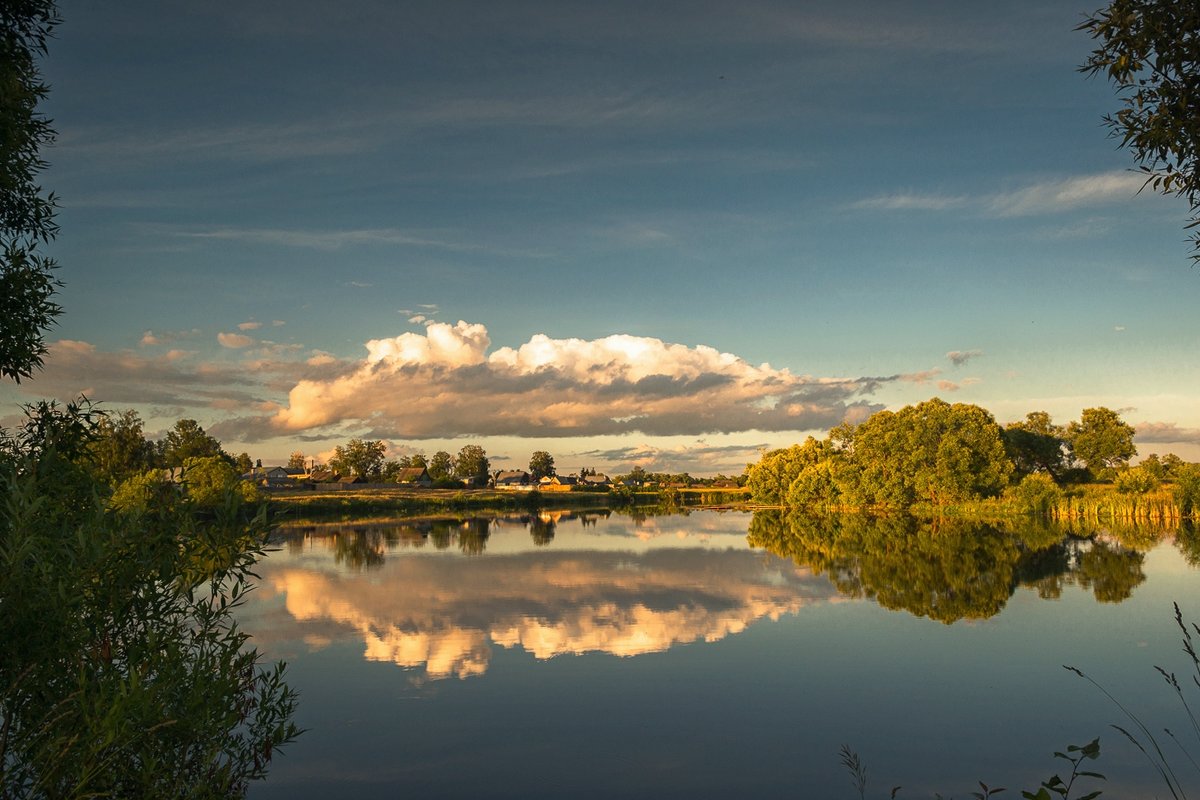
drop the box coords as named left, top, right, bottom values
left=240, top=508, right=1200, bottom=798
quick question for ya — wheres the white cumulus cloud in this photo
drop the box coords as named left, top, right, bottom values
left=252, top=321, right=880, bottom=440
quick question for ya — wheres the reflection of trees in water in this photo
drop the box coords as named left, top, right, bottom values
left=747, top=511, right=1150, bottom=623
left=458, top=518, right=491, bottom=555
left=333, top=530, right=387, bottom=570
left=529, top=517, right=555, bottom=546
left=1175, top=522, right=1200, bottom=567
left=278, top=509, right=619, bottom=562
left=1013, top=544, right=1071, bottom=599
left=1075, top=542, right=1146, bottom=603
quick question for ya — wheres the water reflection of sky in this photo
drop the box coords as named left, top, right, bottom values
left=250, top=511, right=840, bottom=681
left=242, top=511, right=1200, bottom=799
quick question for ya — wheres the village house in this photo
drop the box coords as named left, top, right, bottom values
left=494, top=470, right=533, bottom=490
left=240, top=465, right=292, bottom=488
left=539, top=474, right=578, bottom=487
left=395, top=467, right=433, bottom=488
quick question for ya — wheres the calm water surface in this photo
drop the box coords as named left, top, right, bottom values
left=240, top=509, right=1200, bottom=798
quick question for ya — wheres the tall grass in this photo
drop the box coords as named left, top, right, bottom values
left=1064, top=603, right=1200, bottom=800
left=1049, top=485, right=1183, bottom=525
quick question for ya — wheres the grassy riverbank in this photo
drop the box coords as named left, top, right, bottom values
left=751, top=481, right=1193, bottom=524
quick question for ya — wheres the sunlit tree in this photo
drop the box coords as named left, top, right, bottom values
left=1067, top=407, right=1136, bottom=479
left=529, top=450, right=555, bottom=480
left=329, top=438, right=386, bottom=480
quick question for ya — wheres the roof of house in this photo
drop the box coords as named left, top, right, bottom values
left=495, top=470, right=531, bottom=484
left=396, top=467, right=431, bottom=482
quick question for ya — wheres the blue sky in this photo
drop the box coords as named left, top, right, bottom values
left=4, top=0, right=1198, bottom=475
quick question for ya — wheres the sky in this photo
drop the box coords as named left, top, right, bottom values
left=4, top=0, right=1199, bottom=476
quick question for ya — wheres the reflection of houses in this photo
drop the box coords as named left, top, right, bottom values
left=495, top=470, right=533, bottom=490
left=395, top=467, right=432, bottom=488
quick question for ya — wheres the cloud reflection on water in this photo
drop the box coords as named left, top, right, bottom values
left=263, top=544, right=837, bottom=681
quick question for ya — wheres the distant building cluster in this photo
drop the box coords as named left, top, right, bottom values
left=239, top=465, right=617, bottom=491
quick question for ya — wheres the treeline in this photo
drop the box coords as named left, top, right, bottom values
left=611, top=465, right=747, bottom=488
left=298, top=441, right=745, bottom=489
left=298, top=439, right=492, bottom=486
left=746, top=398, right=1200, bottom=515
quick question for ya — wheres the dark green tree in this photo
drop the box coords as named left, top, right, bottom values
left=1, top=401, right=299, bottom=797
left=428, top=450, right=453, bottom=481
left=453, top=444, right=489, bottom=481
left=161, top=418, right=228, bottom=467
left=1003, top=411, right=1068, bottom=481
left=528, top=450, right=555, bottom=480
left=86, top=408, right=155, bottom=487
left=380, top=459, right=403, bottom=482
left=396, top=452, right=428, bottom=470
left=1079, top=1, right=1200, bottom=262
left=328, top=438, right=386, bottom=480
left=0, top=1, right=62, bottom=382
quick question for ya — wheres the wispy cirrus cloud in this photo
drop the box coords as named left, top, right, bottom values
left=850, top=193, right=968, bottom=211
left=177, top=226, right=495, bottom=253
left=987, top=172, right=1147, bottom=217
left=852, top=171, right=1150, bottom=218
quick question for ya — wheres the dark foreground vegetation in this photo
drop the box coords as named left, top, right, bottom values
left=1, top=401, right=300, bottom=796
left=1, top=5, right=299, bottom=795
